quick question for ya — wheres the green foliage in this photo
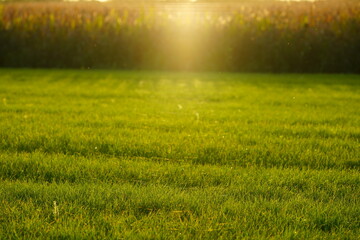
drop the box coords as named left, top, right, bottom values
left=0, top=69, right=359, bottom=238
left=1, top=1, right=360, bottom=72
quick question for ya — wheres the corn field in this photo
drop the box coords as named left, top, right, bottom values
left=0, top=1, right=360, bottom=72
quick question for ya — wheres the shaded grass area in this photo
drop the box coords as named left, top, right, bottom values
left=0, top=69, right=359, bottom=239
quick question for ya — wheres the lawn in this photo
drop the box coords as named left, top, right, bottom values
left=0, top=69, right=359, bottom=239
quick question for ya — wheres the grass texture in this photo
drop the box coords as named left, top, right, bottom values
left=0, top=69, right=359, bottom=239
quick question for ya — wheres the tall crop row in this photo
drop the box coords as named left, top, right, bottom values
left=0, top=1, right=360, bottom=72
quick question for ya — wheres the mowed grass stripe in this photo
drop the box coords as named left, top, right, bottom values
left=1, top=179, right=359, bottom=239
left=0, top=152, right=359, bottom=191
left=0, top=70, right=359, bottom=169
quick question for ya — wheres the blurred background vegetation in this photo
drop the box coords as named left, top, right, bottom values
left=0, top=0, right=359, bottom=72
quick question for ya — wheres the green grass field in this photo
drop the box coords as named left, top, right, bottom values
left=0, top=69, right=359, bottom=239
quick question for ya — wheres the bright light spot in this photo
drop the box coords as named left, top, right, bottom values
left=278, top=0, right=317, bottom=2
left=64, top=0, right=109, bottom=2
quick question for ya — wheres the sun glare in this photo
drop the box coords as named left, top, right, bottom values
left=64, top=0, right=110, bottom=2
left=162, top=3, right=204, bottom=70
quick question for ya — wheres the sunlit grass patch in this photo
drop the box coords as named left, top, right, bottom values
left=0, top=69, right=359, bottom=239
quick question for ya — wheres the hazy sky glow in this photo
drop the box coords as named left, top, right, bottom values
left=62, top=0, right=320, bottom=2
